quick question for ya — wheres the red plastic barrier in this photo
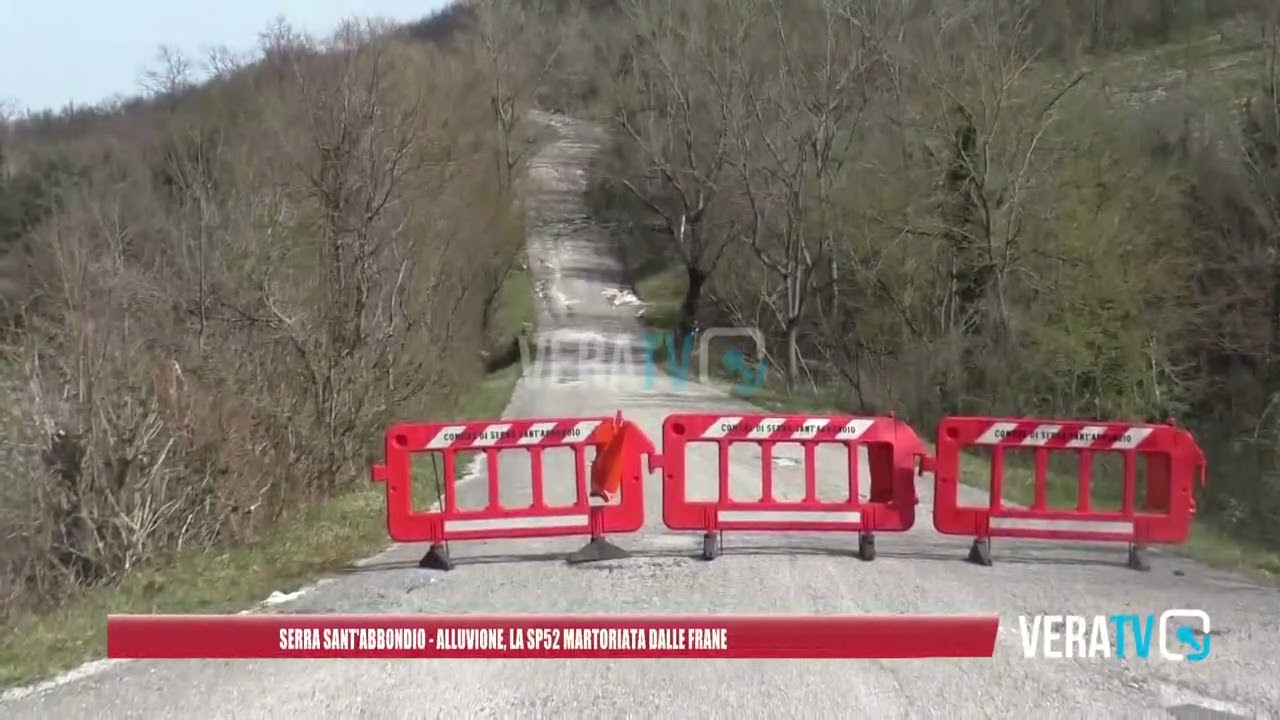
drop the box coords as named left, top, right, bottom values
left=660, top=413, right=927, bottom=560
left=929, top=416, right=1207, bottom=570
left=370, top=412, right=657, bottom=570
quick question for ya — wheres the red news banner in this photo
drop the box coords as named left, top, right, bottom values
left=107, top=614, right=999, bottom=659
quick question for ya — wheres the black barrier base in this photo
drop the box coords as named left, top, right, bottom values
left=419, top=543, right=455, bottom=571
left=1127, top=544, right=1151, bottom=572
left=701, top=532, right=720, bottom=561
left=858, top=533, right=876, bottom=561
left=566, top=537, right=630, bottom=564
left=968, top=538, right=993, bottom=566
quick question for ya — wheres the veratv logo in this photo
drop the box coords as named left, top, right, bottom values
left=518, top=326, right=768, bottom=394
left=668, top=327, right=768, bottom=395
left=1018, top=610, right=1211, bottom=662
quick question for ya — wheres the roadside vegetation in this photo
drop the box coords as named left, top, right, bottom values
left=0, top=7, right=547, bottom=686
left=577, top=0, right=1280, bottom=574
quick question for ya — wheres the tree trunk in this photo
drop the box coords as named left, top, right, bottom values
left=1267, top=260, right=1280, bottom=391
left=678, top=265, right=706, bottom=341
left=785, top=322, right=799, bottom=392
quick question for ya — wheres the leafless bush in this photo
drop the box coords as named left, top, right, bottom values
left=0, top=20, right=525, bottom=615
left=579, top=0, right=1280, bottom=546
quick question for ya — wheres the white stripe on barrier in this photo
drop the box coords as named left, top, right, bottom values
left=1111, top=427, right=1154, bottom=450
left=834, top=419, right=875, bottom=440
left=790, top=419, right=830, bottom=440
left=702, top=417, right=743, bottom=439
left=699, top=416, right=882, bottom=441
left=426, top=425, right=467, bottom=450
left=516, top=422, right=558, bottom=445
left=748, top=417, right=786, bottom=440
left=988, top=516, right=1135, bottom=535
left=569, top=420, right=603, bottom=443
left=718, top=510, right=862, bottom=524
left=472, top=423, right=512, bottom=447
left=1066, top=426, right=1108, bottom=448
left=1022, top=424, right=1062, bottom=447
left=975, top=422, right=1019, bottom=445
left=443, top=514, right=589, bottom=533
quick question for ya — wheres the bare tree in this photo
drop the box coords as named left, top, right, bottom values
left=164, top=123, right=219, bottom=353
left=611, top=0, right=745, bottom=340
left=140, top=45, right=194, bottom=99
left=909, top=2, right=1086, bottom=354
left=730, top=0, right=877, bottom=390
left=203, top=45, right=246, bottom=80
left=0, top=9, right=539, bottom=612
left=282, top=25, right=417, bottom=487
left=472, top=0, right=565, bottom=191
left=1233, top=6, right=1280, bottom=384
left=0, top=100, right=12, bottom=183
left=466, top=1, right=565, bottom=336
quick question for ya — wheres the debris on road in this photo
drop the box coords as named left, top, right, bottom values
left=263, top=589, right=307, bottom=606
left=602, top=287, right=646, bottom=307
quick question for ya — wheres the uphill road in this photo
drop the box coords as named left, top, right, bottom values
left=5, top=112, right=1279, bottom=719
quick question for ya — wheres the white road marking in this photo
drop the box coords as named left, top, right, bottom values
left=1, top=418, right=512, bottom=703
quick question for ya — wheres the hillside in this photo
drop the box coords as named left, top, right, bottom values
left=581, top=0, right=1280, bottom=560
left=0, top=10, right=544, bottom=629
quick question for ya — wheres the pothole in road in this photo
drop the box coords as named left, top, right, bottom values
left=1159, top=683, right=1255, bottom=720
left=575, top=556, right=696, bottom=578
left=1166, top=705, right=1252, bottom=720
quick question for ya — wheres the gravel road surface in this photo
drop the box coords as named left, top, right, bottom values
left=4, top=113, right=1278, bottom=720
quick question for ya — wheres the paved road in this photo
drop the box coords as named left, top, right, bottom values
left=4, top=113, right=1279, bottom=719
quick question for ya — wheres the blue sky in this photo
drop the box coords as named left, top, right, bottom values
left=0, top=0, right=455, bottom=114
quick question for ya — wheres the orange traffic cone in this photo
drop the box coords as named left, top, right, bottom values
left=590, top=416, right=632, bottom=501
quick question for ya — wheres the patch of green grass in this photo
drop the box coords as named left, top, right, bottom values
left=955, top=451, right=1280, bottom=580
left=407, top=262, right=535, bottom=508
left=731, top=383, right=851, bottom=413
left=0, top=487, right=391, bottom=689
left=1091, top=26, right=1262, bottom=93
left=730, top=386, right=1280, bottom=581
left=491, top=263, right=536, bottom=341
left=637, top=262, right=1280, bottom=579
left=0, top=267, right=536, bottom=690
left=408, top=363, right=523, bottom=511
left=634, top=267, right=685, bottom=331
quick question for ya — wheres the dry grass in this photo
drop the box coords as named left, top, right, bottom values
left=733, top=384, right=1280, bottom=582
left=0, top=266, right=533, bottom=689
left=0, top=18, right=542, bottom=689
